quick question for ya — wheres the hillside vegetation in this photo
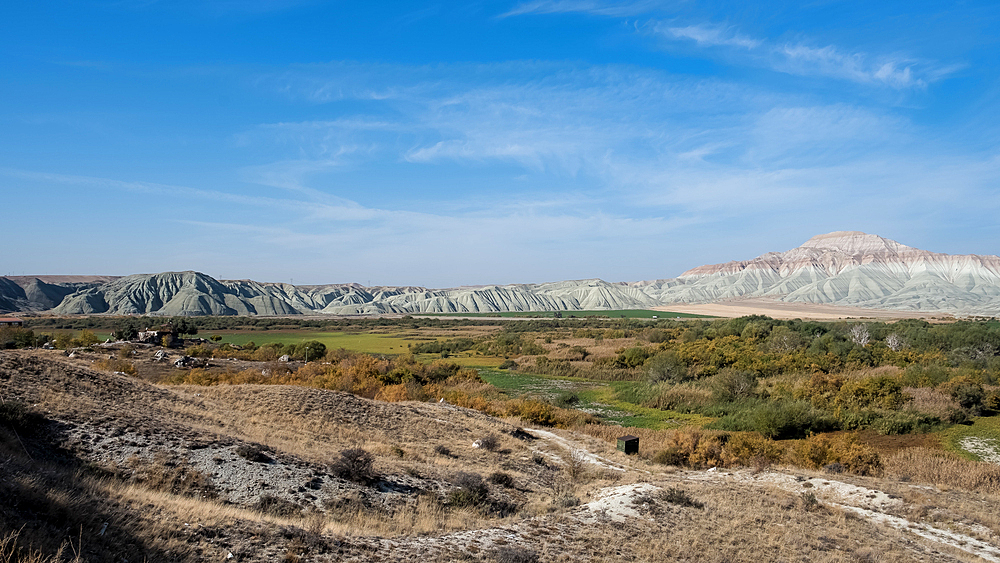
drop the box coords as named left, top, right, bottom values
left=4, top=314, right=1000, bottom=561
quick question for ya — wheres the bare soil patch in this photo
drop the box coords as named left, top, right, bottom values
left=654, top=297, right=952, bottom=320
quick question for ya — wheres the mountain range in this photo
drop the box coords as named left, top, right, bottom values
left=3, top=231, right=999, bottom=316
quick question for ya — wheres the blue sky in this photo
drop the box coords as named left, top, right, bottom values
left=2, top=1, right=998, bottom=287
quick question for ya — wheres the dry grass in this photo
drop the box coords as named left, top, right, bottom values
left=905, top=386, right=959, bottom=418
left=0, top=529, right=81, bottom=563
left=9, top=348, right=1000, bottom=562
left=884, top=447, right=1000, bottom=494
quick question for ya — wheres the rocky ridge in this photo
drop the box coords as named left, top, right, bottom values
left=637, top=231, right=1000, bottom=314
left=2, top=231, right=998, bottom=316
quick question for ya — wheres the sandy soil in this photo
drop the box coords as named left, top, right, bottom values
left=654, top=297, right=954, bottom=321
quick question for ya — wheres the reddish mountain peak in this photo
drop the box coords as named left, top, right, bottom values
left=797, top=231, right=913, bottom=255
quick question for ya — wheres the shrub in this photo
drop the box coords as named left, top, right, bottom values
left=938, top=376, right=985, bottom=413
left=185, top=344, right=213, bottom=358
left=946, top=407, right=971, bottom=424
left=488, top=471, right=515, bottom=488
left=330, top=448, right=378, bottom=484
left=553, top=391, right=580, bottom=408
left=650, top=428, right=725, bottom=468
left=662, top=487, right=704, bottom=509
left=505, top=399, right=558, bottom=426
left=478, top=434, right=500, bottom=452
left=985, top=389, right=1000, bottom=412
left=711, top=400, right=838, bottom=439
left=492, top=546, right=539, bottom=563
left=801, top=372, right=845, bottom=409
left=720, top=432, right=783, bottom=467
left=873, top=411, right=940, bottom=435
left=235, top=443, right=273, bottom=463
left=448, top=472, right=489, bottom=508
left=434, top=444, right=452, bottom=457
left=709, top=368, right=757, bottom=402
left=254, top=494, right=302, bottom=518
left=646, top=351, right=689, bottom=383
left=785, top=433, right=881, bottom=476
left=835, top=376, right=908, bottom=410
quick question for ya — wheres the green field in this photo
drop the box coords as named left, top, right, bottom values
left=478, top=368, right=709, bottom=429
left=204, top=330, right=420, bottom=355
left=939, top=417, right=1000, bottom=461
left=421, top=309, right=711, bottom=319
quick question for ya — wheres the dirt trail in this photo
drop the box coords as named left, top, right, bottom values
left=528, top=428, right=627, bottom=472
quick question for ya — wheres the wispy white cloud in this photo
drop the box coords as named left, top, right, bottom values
left=501, top=0, right=665, bottom=18
left=504, top=2, right=956, bottom=89
left=664, top=24, right=760, bottom=50
left=652, top=22, right=950, bottom=89
left=773, top=43, right=926, bottom=88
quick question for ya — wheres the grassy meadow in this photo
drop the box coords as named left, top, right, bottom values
left=204, top=330, right=418, bottom=355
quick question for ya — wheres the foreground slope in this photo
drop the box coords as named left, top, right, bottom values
left=4, top=349, right=1000, bottom=562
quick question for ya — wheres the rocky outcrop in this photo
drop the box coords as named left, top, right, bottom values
left=5, top=231, right=1000, bottom=316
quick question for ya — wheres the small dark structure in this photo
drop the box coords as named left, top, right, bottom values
left=0, top=317, right=24, bottom=327
left=617, top=435, right=639, bottom=455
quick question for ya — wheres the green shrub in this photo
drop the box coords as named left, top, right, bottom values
left=613, top=346, right=654, bottom=369
left=709, top=400, right=837, bottom=439
left=873, top=411, right=940, bottom=435
left=709, top=368, right=757, bottom=402
left=646, top=351, right=689, bottom=383
left=938, top=376, right=985, bottom=412
left=835, top=376, right=908, bottom=410
left=553, top=391, right=580, bottom=408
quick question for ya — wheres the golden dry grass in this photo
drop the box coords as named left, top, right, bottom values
left=884, top=447, right=1000, bottom=494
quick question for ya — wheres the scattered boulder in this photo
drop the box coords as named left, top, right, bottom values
left=174, top=355, right=205, bottom=368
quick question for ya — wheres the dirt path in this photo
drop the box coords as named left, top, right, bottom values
left=653, top=297, right=945, bottom=320
left=528, top=428, right=627, bottom=472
